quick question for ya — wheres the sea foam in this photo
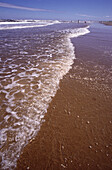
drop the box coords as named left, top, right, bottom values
left=0, top=24, right=90, bottom=169
left=0, top=20, right=61, bottom=30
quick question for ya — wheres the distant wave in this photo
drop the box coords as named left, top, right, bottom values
left=0, top=20, right=61, bottom=30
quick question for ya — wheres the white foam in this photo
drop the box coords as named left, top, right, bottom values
left=0, top=21, right=31, bottom=25
left=0, top=25, right=90, bottom=170
left=62, top=26, right=90, bottom=39
left=0, top=20, right=59, bottom=25
left=0, top=20, right=61, bottom=30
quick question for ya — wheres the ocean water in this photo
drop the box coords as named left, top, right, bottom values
left=0, top=20, right=61, bottom=30
left=0, top=20, right=90, bottom=169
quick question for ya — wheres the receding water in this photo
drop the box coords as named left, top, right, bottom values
left=0, top=21, right=90, bottom=169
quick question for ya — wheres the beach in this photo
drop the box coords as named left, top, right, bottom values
left=100, top=21, right=112, bottom=26
left=0, top=22, right=112, bottom=170
left=0, top=0, right=112, bottom=169
left=16, top=71, right=112, bottom=170
left=16, top=23, right=112, bottom=170
left=0, top=22, right=89, bottom=169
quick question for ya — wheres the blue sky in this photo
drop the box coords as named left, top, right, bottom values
left=0, top=0, right=112, bottom=20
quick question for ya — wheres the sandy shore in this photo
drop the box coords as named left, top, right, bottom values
left=16, top=30, right=112, bottom=170
left=16, top=67, right=112, bottom=170
left=100, top=21, right=112, bottom=26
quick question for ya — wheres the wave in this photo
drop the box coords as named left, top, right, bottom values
left=0, top=20, right=61, bottom=30
left=0, top=25, right=90, bottom=169
left=62, top=26, right=90, bottom=38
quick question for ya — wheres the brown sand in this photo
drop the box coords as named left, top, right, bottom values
left=16, top=30, right=112, bottom=170
left=100, top=21, right=112, bottom=26
left=16, top=59, right=112, bottom=170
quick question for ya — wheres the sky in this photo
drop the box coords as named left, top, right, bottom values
left=0, top=0, right=112, bottom=21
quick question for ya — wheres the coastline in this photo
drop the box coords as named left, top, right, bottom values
left=100, top=21, right=112, bottom=26
left=0, top=23, right=91, bottom=169
left=16, top=27, right=112, bottom=170
left=16, top=63, right=112, bottom=170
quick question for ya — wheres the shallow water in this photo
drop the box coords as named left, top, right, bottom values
left=16, top=22, right=112, bottom=170
left=71, top=23, right=112, bottom=92
left=0, top=21, right=89, bottom=169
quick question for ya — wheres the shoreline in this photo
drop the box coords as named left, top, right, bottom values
left=100, top=21, right=112, bottom=26
left=16, top=30, right=112, bottom=169
left=16, top=63, right=112, bottom=170
left=0, top=23, right=91, bottom=170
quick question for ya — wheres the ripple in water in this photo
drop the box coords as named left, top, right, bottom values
left=0, top=24, right=90, bottom=169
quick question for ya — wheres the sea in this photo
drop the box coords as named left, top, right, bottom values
left=0, top=20, right=90, bottom=169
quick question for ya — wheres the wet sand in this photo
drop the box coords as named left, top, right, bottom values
left=16, top=69, right=112, bottom=170
left=100, top=21, right=112, bottom=26
left=16, top=27, right=112, bottom=170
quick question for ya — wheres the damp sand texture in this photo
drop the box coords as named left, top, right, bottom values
left=17, top=23, right=112, bottom=170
